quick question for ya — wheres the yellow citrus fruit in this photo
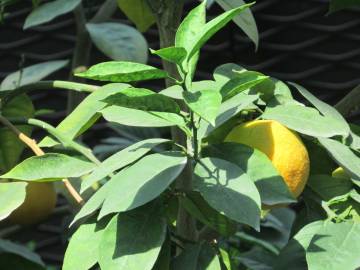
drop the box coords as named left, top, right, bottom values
left=225, top=120, right=310, bottom=198
left=9, top=182, right=57, bottom=225
left=332, top=167, right=350, bottom=179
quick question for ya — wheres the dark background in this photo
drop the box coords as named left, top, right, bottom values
left=1, top=0, right=360, bottom=268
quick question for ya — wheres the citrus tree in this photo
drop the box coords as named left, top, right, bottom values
left=0, top=1, right=360, bottom=270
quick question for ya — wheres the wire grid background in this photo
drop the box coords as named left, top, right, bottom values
left=0, top=0, right=360, bottom=268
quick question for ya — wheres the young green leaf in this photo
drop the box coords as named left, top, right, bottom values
left=318, top=138, right=360, bottom=181
left=98, top=203, right=167, bottom=270
left=180, top=191, right=237, bottom=236
left=159, top=85, right=184, bottom=100
left=103, top=87, right=180, bottom=113
left=24, top=0, right=81, bottom=29
left=198, top=93, right=258, bottom=138
left=151, top=47, right=187, bottom=66
left=86, top=23, right=148, bottom=63
left=0, top=94, right=34, bottom=172
left=0, top=60, right=68, bottom=90
left=175, top=1, right=206, bottom=79
left=203, top=143, right=295, bottom=205
left=39, top=83, right=129, bottom=147
left=213, top=63, right=246, bottom=83
left=81, top=138, right=170, bottom=193
left=187, top=3, right=254, bottom=60
left=262, top=104, right=349, bottom=138
left=63, top=218, right=108, bottom=270
left=1, top=153, right=96, bottom=181
left=194, top=157, right=261, bottom=230
left=215, top=0, right=258, bottom=49
left=0, top=182, right=27, bottom=221
left=117, top=0, right=156, bottom=32
left=99, top=151, right=187, bottom=218
left=220, top=71, right=269, bottom=100
left=183, top=89, right=222, bottom=125
left=290, top=82, right=350, bottom=136
left=75, top=61, right=168, bottom=83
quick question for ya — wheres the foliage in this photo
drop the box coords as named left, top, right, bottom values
left=0, top=0, right=359, bottom=269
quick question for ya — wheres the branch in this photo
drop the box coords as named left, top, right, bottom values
left=1, top=80, right=99, bottom=104
left=335, top=84, right=360, bottom=117
left=0, top=115, right=84, bottom=205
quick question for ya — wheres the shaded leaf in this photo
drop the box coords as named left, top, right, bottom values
left=194, top=157, right=261, bottom=229
left=98, top=203, right=166, bottom=270
left=75, top=61, right=168, bottom=83
left=215, top=0, right=258, bottom=49
left=0, top=60, right=68, bottom=90
left=81, top=138, right=170, bottom=192
left=1, top=153, right=96, bottom=181
left=262, top=104, right=348, bottom=138
left=24, top=0, right=81, bottom=29
left=329, top=0, right=360, bottom=13
left=99, top=151, right=187, bottom=218
left=39, top=83, right=129, bottom=147
left=86, top=22, right=148, bottom=63
left=203, top=143, right=295, bottom=205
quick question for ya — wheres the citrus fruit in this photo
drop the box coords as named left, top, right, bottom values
left=9, top=182, right=57, bottom=225
left=332, top=167, right=350, bottom=179
left=225, top=120, right=310, bottom=198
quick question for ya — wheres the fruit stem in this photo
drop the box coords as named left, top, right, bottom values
left=0, top=115, right=84, bottom=205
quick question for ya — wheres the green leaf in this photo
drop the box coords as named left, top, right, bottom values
left=318, top=138, right=360, bottom=181
left=180, top=191, right=237, bottom=236
left=152, top=236, right=171, bottom=270
left=215, top=0, right=258, bottom=49
left=0, top=60, right=68, bottom=90
left=117, top=0, right=155, bottom=32
left=0, top=239, right=44, bottom=268
left=39, top=83, right=129, bottom=147
left=0, top=182, right=27, bottom=221
left=237, top=247, right=276, bottom=270
left=159, top=85, right=184, bottom=100
left=203, top=143, right=295, bottom=205
left=103, top=87, right=180, bottom=113
left=81, top=138, right=170, bottom=193
left=175, top=1, right=206, bottom=79
left=101, top=106, right=189, bottom=135
left=329, top=0, right=360, bottom=13
left=86, top=22, right=148, bottom=63
left=24, top=0, right=81, bottom=29
left=75, top=61, right=168, bottom=83
left=220, top=71, right=269, bottom=100
left=307, top=174, right=353, bottom=202
left=274, top=221, right=324, bottom=270
left=213, top=63, right=246, bottom=83
left=98, top=203, right=167, bottom=270
left=183, top=89, right=222, bottom=125
left=99, top=151, right=187, bottom=218
left=290, top=82, right=350, bottom=136
left=71, top=181, right=111, bottom=226
left=63, top=218, right=108, bottom=270
left=151, top=47, right=187, bottom=66
left=187, top=3, right=254, bottom=60
left=172, top=242, right=221, bottom=270
left=307, top=222, right=360, bottom=270
left=0, top=94, right=34, bottom=172
left=194, top=157, right=261, bottom=229
left=198, top=93, right=258, bottom=138
left=1, top=153, right=96, bottom=181
left=262, top=104, right=348, bottom=138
